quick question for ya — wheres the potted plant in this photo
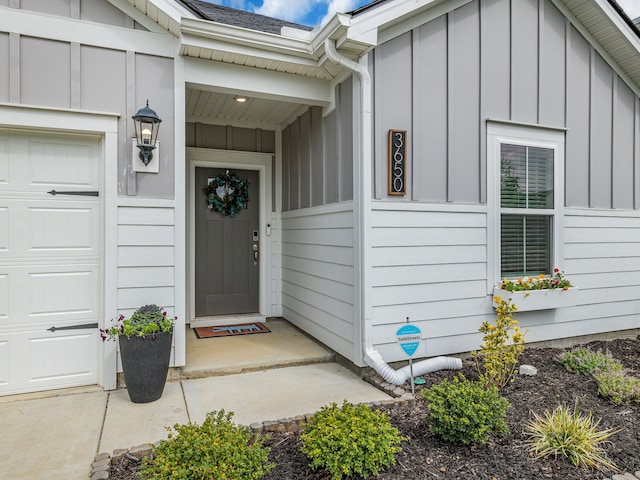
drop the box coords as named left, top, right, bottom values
left=101, top=304, right=175, bottom=403
left=493, top=268, right=578, bottom=312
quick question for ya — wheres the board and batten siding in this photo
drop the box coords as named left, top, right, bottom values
left=116, top=203, right=177, bottom=367
left=281, top=78, right=354, bottom=211
left=281, top=203, right=356, bottom=361
left=373, top=0, right=640, bottom=208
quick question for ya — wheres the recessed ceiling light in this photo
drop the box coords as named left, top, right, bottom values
left=234, top=95, right=248, bottom=103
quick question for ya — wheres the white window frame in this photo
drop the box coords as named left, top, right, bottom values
left=487, top=122, right=565, bottom=292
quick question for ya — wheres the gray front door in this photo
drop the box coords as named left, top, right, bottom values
left=195, top=167, right=260, bottom=316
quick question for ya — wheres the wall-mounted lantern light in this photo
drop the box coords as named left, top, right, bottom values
left=132, top=100, right=162, bottom=166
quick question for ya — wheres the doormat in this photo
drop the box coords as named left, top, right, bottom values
left=193, top=322, right=270, bottom=339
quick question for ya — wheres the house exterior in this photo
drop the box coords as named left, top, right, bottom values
left=1, top=0, right=639, bottom=396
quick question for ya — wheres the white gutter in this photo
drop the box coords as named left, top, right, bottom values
left=324, top=38, right=462, bottom=385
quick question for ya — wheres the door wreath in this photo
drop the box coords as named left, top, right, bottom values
left=203, top=170, right=249, bottom=218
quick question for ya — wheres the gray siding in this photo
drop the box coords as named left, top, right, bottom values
left=281, top=204, right=356, bottom=362
left=281, top=78, right=354, bottom=211
left=185, top=123, right=275, bottom=154
left=373, top=0, right=640, bottom=209
left=0, top=3, right=175, bottom=198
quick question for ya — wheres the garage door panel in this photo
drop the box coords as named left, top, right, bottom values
left=0, top=199, right=99, bottom=258
left=0, top=330, right=98, bottom=394
left=30, top=269, right=96, bottom=317
left=28, top=140, right=99, bottom=188
left=1, top=265, right=99, bottom=330
left=30, top=206, right=97, bottom=251
left=29, top=332, right=97, bottom=381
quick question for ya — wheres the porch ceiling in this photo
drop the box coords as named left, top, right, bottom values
left=185, top=88, right=306, bottom=128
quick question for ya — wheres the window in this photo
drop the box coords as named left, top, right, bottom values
left=487, top=123, right=565, bottom=284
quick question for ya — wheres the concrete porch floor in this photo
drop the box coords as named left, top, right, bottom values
left=173, top=318, right=337, bottom=379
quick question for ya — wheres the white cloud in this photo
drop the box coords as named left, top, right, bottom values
left=617, top=0, right=640, bottom=20
left=253, top=0, right=321, bottom=23
left=319, top=0, right=360, bottom=26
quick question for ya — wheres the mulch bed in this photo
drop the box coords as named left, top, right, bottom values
left=111, top=336, right=640, bottom=480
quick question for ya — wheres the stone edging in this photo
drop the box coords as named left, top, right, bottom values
left=89, top=373, right=413, bottom=480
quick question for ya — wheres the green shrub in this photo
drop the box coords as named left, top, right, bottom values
left=473, top=296, right=526, bottom=389
left=558, top=348, right=623, bottom=376
left=422, top=374, right=510, bottom=445
left=300, top=400, right=406, bottom=480
left=524, top=403, right=620, bottom=471
left=594, top=371, right=640, bottom=405
left=139, top=410, right=273, bottom=480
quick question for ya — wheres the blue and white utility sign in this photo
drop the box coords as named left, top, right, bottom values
left=396, top=324, right=422, bottom=358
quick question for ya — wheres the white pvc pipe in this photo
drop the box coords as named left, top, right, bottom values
left=364, top=346, right=462, bottom=386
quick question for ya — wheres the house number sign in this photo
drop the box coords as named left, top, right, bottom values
left=388, top=129, right=406, bottom=195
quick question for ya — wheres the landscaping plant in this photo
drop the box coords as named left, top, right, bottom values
left=300, top=400, right=406, bottom=480
left=498, top=268, right=572, bottom=292
left=100, top=304, right=175, bottom=340
left=524, top=403, right=621, bottom=471
left=422, top=373, right=510, bottom=445
left=473, top=295, right=526, bottom=389
left=558, top=347, right=623, bottom=376
left=593, top=371, right=640, bottom=405
left=139, top=410, right=274, bottom=480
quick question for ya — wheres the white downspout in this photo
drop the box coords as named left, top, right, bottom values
left=324, top=39, right=462, bottom=386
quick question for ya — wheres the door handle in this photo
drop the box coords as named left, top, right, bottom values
left=253, top=243, right=258, bottom=265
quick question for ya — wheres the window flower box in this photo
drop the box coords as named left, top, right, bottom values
left=493, top=269, right=577, bottom=312
left=492, top=286, right=578, bottom=312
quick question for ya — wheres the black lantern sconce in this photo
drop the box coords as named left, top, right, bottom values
left=132, top=100, right=162, bottom=166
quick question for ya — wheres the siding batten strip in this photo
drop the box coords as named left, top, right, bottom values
left=9, top=33, right=20, bottom=104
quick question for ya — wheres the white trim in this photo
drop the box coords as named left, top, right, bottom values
left=117, top=197, right=175, bottom=207
left=280, top=200, right=354, bottom=218
left=487, top=122, right=565, bottom=293
left=372, top=201, right=487, bottom=214
left=0, top=6, right=176, bottom=58
left=564, top=207, right=640, bottom=217
left=347, top=0, right=472, bottom=45
left=185, top=57, right=332, bottom=106
left=106, top=0, right=168, bottom=34
left=0, top=103, right=120, bottom=391
left=174, top=55, right=187, bottom=367
left=187, top=148, right=273, bottom=324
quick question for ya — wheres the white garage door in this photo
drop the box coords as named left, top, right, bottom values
left=0, top=130, right=101, bottom=396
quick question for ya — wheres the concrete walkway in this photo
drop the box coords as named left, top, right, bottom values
left=0, top=321, right=392, bottom=479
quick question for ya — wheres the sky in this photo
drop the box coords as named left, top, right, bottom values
left=617, top=0, right=640, bottom=21
left=203, top=0, right=372, bottom=27
left=203, top=0, right=640, bottom=27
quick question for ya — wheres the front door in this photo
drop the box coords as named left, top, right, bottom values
left=195, top=167, right=259, bottom=317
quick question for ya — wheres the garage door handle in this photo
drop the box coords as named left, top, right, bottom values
left=47, top=323, right=99, bottom=332
left=47, top=190, right=99, bottom=197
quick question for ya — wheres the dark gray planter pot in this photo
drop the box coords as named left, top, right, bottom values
left=118, top=330, right=173, bottom=403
